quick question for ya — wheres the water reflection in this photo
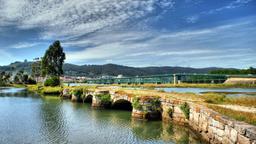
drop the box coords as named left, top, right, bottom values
left=131, top=120, right=203, bottom=144
left=39, top=97, right=69, bottom=144
left=0, top=88, right=204, bottom=144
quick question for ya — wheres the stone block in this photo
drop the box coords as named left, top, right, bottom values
left=234, top=122, right=253, bottom=135
left=237, top=134, right=250, bottom=144
left=245, top=127, right=256, bottom=141
left=210, top=118, right=225, bottom=130
left=230, top=128, right=238, bottom=143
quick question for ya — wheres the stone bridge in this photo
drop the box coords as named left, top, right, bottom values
left=61, top=88, right=256, bottom=144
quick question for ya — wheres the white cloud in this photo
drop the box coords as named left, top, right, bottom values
left=186, top=0, right=253, bottom=23
left=207, top=0, right=253, bottom=14
left=64, top=19, right=256, bottom=68
left=186, top=15, right=199, bottom=23
left=8, top=42, right=41, bottom=49
left=0, top=0, right=174, bottom=39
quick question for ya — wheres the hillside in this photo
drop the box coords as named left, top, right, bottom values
left=0, top=61, right=226, bottom=77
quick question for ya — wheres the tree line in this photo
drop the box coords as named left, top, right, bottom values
left=0, top=40, right=65, bottom=86
left=209, top=67, right=256, bottom=75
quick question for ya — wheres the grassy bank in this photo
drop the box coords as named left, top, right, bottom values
left=25, top=84, right=99, bottom=96
left=208, top=105, right=256, bottom=126
left=201, top=93, right=256, bottom=107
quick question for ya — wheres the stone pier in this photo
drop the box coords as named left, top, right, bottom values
left=61, top=88, right=256, bottom=144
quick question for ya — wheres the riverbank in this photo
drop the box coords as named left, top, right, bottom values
left=22, top=84, right=256, bottom=125
left=14, top=84, right=256, bottom=143
left=113, top=83, right=256, bottom=89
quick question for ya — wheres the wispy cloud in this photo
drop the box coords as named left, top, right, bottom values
left=8, top=42, right=41, bottom=49
left=0, top=0, right=174, bottom=39
left=65, top=18, right=256, bottom=68
left=186, top=0, right=253, bottom=23
left=206, top=0, right=253, bottom=14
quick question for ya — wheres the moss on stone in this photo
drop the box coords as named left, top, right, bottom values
left=180, top=102, right=190, bottom=119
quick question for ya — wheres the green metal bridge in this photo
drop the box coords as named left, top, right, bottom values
left=86, top=73, right=256, bottom=84
left=86, top=74, right=256, bottom=84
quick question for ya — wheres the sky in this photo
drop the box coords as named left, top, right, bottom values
left=0, top=0, right=255, bottom=68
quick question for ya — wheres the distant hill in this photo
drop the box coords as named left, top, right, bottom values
left=0, top=61, right=227, bottom=77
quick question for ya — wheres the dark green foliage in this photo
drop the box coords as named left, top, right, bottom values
left=41, top=40, right=65, bottom=77
left=132, top=97, right=142, bottom=110
left=72, top=88, right=83, bottom=98
left=180, top=102, right=190, bottom=119
left=97, top=94, right=111, bottom=105
left=13, top=70, right=36, bottom=84
left=150, top=98, right=161, bottom=111
left=210, top=67, right=256, bottom=75
left=31, top=58, right=41, bottom=78
left=44, top=76, right=60, bottom=86
left=0, top=61, right=225, bottom=77
left=0, top=71, right=11, bottom=86
left=27, top=78, right=37, bottom=84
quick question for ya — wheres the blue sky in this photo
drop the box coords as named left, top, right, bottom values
left=0, top=0, right=255, bottom=68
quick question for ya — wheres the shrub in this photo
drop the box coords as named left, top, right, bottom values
left=44, top=76, right=60, bottom=87
left=27, top=78, right=37, bottom=84
left=132, top=97, right=142, bottom=110
left=180, top=102, right=190, bottom=119
left=150, top=98, right=161, bottom=111
left=97, top=94, right=111, bottom=105
left=72, top=88, right=83, bottom=98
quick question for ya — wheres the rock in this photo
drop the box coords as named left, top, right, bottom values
left=230, top=128, right=238, bottom=143
left=234, top=122, right=253, bottom=135
left=237, top=134, right=250, bottom=144
left=210, top=118, right=225, bottom=130
left=245, top=127, right=256, bottom=141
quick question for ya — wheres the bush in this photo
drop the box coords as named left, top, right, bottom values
left=44, top=76, right=60, bottom=87
left=27, top=78, right=37, bottom=84
left=97, top=94, right=111, bottom=105
left=132, top=97, right=142, bottom=110
left=72, top=88, right=83, bottom=98
left=150, top=98, right=161, bottom=111
left=180, top=102, right=190, bottom=119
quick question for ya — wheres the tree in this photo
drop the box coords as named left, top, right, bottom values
left=32, top=58, right=41, bottom=82
left=41, top=40, right=66, bottom=77
left=0, top=71, right=11, bottom=86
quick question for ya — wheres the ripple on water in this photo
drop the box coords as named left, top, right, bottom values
left=0, top=88, right=204, bottom=144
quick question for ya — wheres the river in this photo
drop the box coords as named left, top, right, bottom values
left=0, top=87, right=203, bottom=144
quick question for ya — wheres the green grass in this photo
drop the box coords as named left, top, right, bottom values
left=201, top=93, right=256, bottom=107
left=208, top=105, right=256, bottom=126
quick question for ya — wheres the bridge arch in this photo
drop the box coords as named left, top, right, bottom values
left=112, top=99, right=132, bottom=111
left=83, top=94, right=93, bottom=103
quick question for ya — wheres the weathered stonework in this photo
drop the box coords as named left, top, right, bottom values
left=62, top=88, right=256, bottom=144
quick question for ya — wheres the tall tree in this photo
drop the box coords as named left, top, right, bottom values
left=41, top=41, right=66, bottom=77
left=32, top=58, right=41, bottom=82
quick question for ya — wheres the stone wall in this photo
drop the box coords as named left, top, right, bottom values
left=189, top=104, right=256, bottom=144
left=62, top=88, right=256, bottom=144
left=161, top=98, right=256, bottom=144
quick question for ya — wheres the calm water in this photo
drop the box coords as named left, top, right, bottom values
left=0, top=88, right=203, bottom=144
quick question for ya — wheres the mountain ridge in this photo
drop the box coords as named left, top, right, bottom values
left=0, top=61, right=232, bottom=77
